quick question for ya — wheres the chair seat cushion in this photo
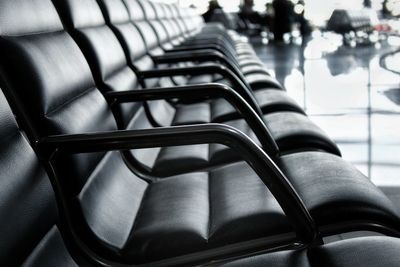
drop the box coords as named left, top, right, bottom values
left=125, top=162, right=290, bottom=263
left=209, top=112, right=341, bottom=164
left=237, top=57, right=264, bottom=67
left=278, top=151, right=400, bottom=227
left=152, top=144, right=210, bottom=176
left=187, top=74, right=215, bottom=85
left=153, top=111, right=341, bottom=175
left=220, top=236, right=400, bottom=267
left=241, top=64, right=271, bottom=76
left=245, top=73, right=283, bottom=90
left=172, top=102, right=211, bottom=125
left=210, top=89, right=305, bottom=123
left=264, top=112, right=341, bottom=156
left=22, top=227, right=78, bottom=267
left=184, top=65, right=282, bottom=92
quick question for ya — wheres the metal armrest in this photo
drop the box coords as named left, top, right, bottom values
left=104, top=83, right=279, bottom=157
left=166, top=44, right=233, bottom=59
left=38, top=123, right=317, bottom=244
left=153, top=50, right=244, bottom=81
left=138, top=64, right=263, bottom=116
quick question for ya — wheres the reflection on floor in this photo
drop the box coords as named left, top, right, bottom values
left=253, top=34, right=400, bottom=212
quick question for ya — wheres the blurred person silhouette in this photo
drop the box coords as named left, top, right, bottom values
left=364, top=0, right=372, bottom=8
left=203, top=0, right=223, bottom=22
left=239, top=0, right=262, bottom=24
left=203, top=0, right=235, bottom=29
left=295, top=0, right=311, bottom=37
left=264, top=3, right=274, bottom=30
left=272, top=0, right=295, bottom=41
left=239, top=0, right=265, bottom=33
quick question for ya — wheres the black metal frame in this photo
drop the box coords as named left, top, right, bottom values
left=38, top=123, right=317, bottom=267
left=104, top=83, right=279, bottom=158
left=138, top=63, right=263, bottom=116
left=37, top=124, right=319, bottom=266
left=165, top=44, right=237, bottom=62
left=154, top=49, right=241, bottom=72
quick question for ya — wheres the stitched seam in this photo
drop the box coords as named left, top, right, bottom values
left=3, top=28, right=64, bottom=37
left=207, top=172, right=211, bottom=243
left=0, top=131, right=22, bottom=150
left=122, top=183, right=150, bottom=250
left=45, top=87, right=96, bottom=117
left=104, top=63, right=130, bottom=82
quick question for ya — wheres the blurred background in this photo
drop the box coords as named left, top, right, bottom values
left=157, top=0, right=400, bottom=200
left=157, top=0, right=400, bottom=45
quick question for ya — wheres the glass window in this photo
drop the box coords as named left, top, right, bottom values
left=155, top=0, right=388, bottom=25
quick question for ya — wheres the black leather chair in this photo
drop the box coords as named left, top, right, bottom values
left=0, top=89, right=78, bottom=266
left=148, top=0, right=275, bottom=80
left=54, top=0, right=342, bottom=166
left=1, top=0, right=400, bottom=266
left=220, top=236, right=400, bottom=267
left=0, top=2, right=295, bottom=263
left=149, top=0, right=274, bottom=77
left=50, top=0, right=344, bottom=176
left=163, top=2, right=269, bottom=73
left=105, top=0, right=306, bottom=121
left=127, top=0, right=285, bottom=94
left=1, top=81, right=400, bottom=267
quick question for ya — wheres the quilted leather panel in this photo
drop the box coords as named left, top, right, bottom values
left=254, top=89, right=304, bottom=114
left=220, top=249, right=310, bottom=267
left=146, top=100, right=175, bottom=127
left=125, top=107, right=160, bottom=169
left=245, top=73, right=283, bottom=90
left=172, top=102, right=211, bottom=125
left=134, top=22, right=159, bottom=51
left=150, top=20, right=170, bottom=44
left=76, top=27, right=129, bottom=82
left=0, top=90, right=75, bottom=266
left=55, top=0, right=106, bottom=29
left=54, top=0, right=143, bottom=128
left=125, top=162, right=290, bottom=262
left=0, top=133, right=59, bottom=266
left=1, top=32, right=95, bottom=117
left=113, top=24, right=148, bottom=61
left=309, top=237, right=400, bottom=267
left=98, top=0, right=130, bottom=24
left=137, top=0, right=157, bottom=20
left=79, top=151, right=148, bottom=250
left=264, top=112, right=341, bottom=155
left=0, top=32, right=117, bottom=193
left=222, top=237, right=400, bottom=267
left=279, top=151, right=400, bottom=226
left=241, top=64, right=270, bottom=75
left=153, top=144, right=209, bottom=176
left=126, top=172, right=210, bottom=262
left=209, top=162, right=290, bottom=244
left=123, top=0, right=145, bottom=21
left=22, top=226, right=78, bottom=267
left=0, top=0, right=63, bottom=36
left=210, top=90, right=304, bottom=123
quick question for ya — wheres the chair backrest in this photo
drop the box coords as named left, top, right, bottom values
left=0, top=0, right=150, bottom=253
left=119, top=0, right=191, bottom=87
left=99, top=0, right=178, bottom=91
left=52, top=0, right=141, bottom=127
left=149, top=1, right=183, bottom=46
left=169, top=3, right=190, bottom=37
left=54, top=0, right=177, bottom=171
left=160, top=2, right=184, bottom=38
left=0, top=86, right=75, bottom=266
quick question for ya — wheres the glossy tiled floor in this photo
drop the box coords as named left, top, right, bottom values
left=253, top=34, right=400, bottom=190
